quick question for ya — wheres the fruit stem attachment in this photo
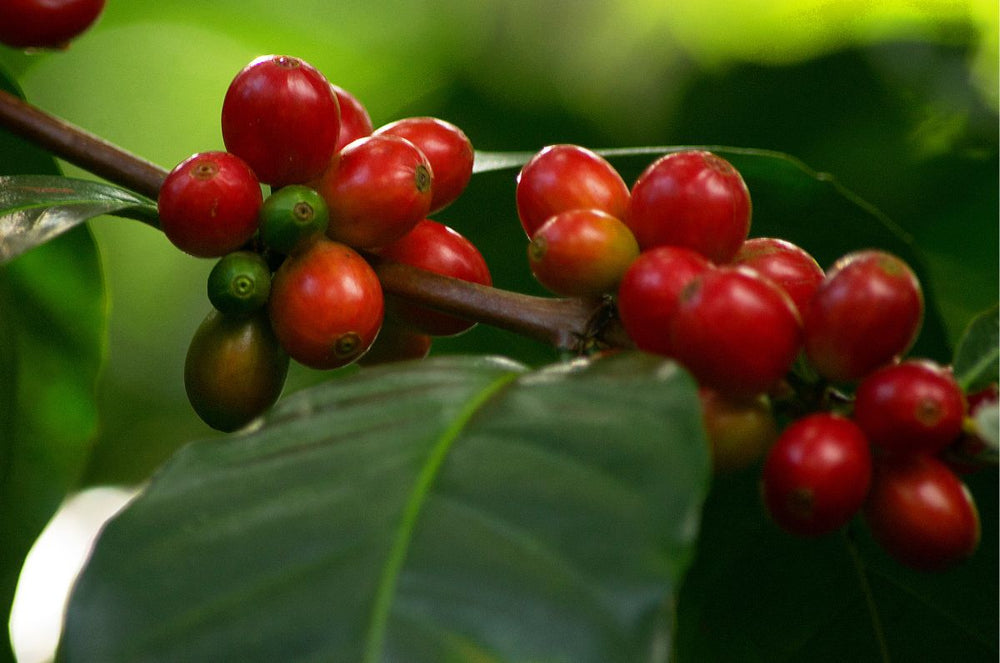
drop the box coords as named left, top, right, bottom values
left=0, top=89, right=632, bottom=352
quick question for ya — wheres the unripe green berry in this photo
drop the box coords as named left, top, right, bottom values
left=207, top=250, right=272, bottom=315
left=259, top=184, right=330, bottom=254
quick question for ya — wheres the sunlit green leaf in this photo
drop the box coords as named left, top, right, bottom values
left=0, top=174, right=157, bottom=264
left=60, top=353, right=709, bottom=662
left=953, top=304, right=999, bottom=393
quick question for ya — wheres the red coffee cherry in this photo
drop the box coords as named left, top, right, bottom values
left=616, top=246, right=712, bottom=357
left=864, top=454, right=980, bottom=571
left=804, top=250, right=923, bottom=383
left=853, top=359, right=966, bottom=455
left=699, top=388, right=778, bottom=474
left=357, top=315, right=432, bottom=367
left=527, top=209, right=639, bottom=297
left=627, top=150, right=751, bottom=263
left=374, top=219, right=491, bottom=336
left=268, top=239, right=384, bottom=369
left=221, top=55, right=341, bottom=187
left=942, top=383, right=998, bottom=474
left=761, top=413, right=872, bottom=536
left=515, top=144, right=630, bottom=238
left=158, top=151, right=263, bottom=258
left=312, top=134, right=433, bottom=249
left=375, top=117, right=474, bottom=214
left=732, top=237, right=824, bottom=319
left=0, top=0, right=105, bottom=49
left=331, top=84, right=374, bottom=152
left=184, top=308, right=289, bottom=432
left=670, top=266, right=802, bottom=398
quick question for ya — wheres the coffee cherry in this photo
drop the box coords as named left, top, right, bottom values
left=158, top=151, right=263, bottom=258
left=515, top=144, right=630, bottom=238
left=268, top=239, right=384, bottom=369
left=331, top=84, right=374, bottom=152
left=804, top=250, right=923, bottom=383
left=184, top=308, right=289, bottom=432
left=670, top=266, right=802, bottom=398
left=207, top=251, right=271, bottom=316
left=853, top=360, right=966, bottom=455
left=616, top=246, right=712, bottom=357
left=864, top=454, right=980, bottom=570
left=312, top=134, right=433, bottom=249
left=732, top=237, right=825, bottom=319
left=699, top=388, right=778, bottom=473
left=942, top=383, right=998, bottom=473
left=375, top=117, right=474, bottom=213
left=222, top=55, right=341, bottom=187
left=258, top=185, right=330, bottom=255
left=762, top=413, right=872, bottom=536
left=627, top=150, right=751, bottom=263
left=357, top=315, right=432, bottom=367
left=0, top=0, right=105, bottom=49
left=374, top=219, right=491, bottom=336
left=527, top=209, right=639, bottom=297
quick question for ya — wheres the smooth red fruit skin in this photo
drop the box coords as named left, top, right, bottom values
left=331, top=84, right=374, bottom=152
left=627, top=150, right=751, bottom=263
left=375, top=117, right=474, bottom=214
left=268, top=239, right=384, bottom=369
left=700, top=388, right=778, bottom=474
left=732, top=237, right=824, bottom=319
left=854, top=360, right=966, bottom=455
left=670, top=266, right=802, bottom=398
left=158, top=151, right=263, bottom=258
left=374, top=219, right=491, bottom=336
left=864, top=454, right=980, bottom=571
left=762, top=413, right=872, bottom=536
left=515, top=144, right=630, bottom=238
left=804, top=250, right=923, bottom=383
left=357, top=315, right=432, bottom=366
left=616, top=246, right=712, bottom=357
left=941, top=383, right=998, bottom=474
left=528, top=209, right=639, bottom=297
left=312, top=134, right=433, bottom=249
left=222, top=55, right=341, bottom=187
left=0, top=0, right=105, bottom=49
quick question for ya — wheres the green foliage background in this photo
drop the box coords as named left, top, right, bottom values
left=0, top=2, right=996, bottom=660
left=1, top=0, right=995, bottom=484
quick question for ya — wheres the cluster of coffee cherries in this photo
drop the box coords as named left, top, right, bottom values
left=157, top=54, right=490, bottom=432
left=515, top=145, right=988, bottom=571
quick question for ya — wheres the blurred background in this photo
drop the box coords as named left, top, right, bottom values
left=1, top=1, right=996, bottom=659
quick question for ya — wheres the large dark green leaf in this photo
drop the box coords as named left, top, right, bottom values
left=0, top=174, right=157, bottom=264
left=953, top=304, right=999, bottom=393
left=60, top=352, right=710, bottom=662
left=674, top=460, right=998, bottom=662
left=0, top=71, right=107, bottom=663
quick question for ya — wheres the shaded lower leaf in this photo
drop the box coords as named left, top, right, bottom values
left=59, top=353, right=709, bottom=662
left=0, top=174, right=158, bottom=264
left=953, top=303, right=999, bottom=392
left=674, top=465, right=998, bottom=662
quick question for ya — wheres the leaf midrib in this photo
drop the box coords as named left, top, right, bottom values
left=362, top=370, right=521, bottom=663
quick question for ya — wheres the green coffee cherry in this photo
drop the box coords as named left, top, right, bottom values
left=184, top=308, right=289, bottom=432
left=207, top=250, right=271, bottom=315
left=259, top=184, right=330, bottom=254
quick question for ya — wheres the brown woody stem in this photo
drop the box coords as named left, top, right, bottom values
left=0, top=88, right=632, bottom=351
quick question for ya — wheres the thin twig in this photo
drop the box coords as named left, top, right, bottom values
left=0, top=89, right=630, bottom=351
